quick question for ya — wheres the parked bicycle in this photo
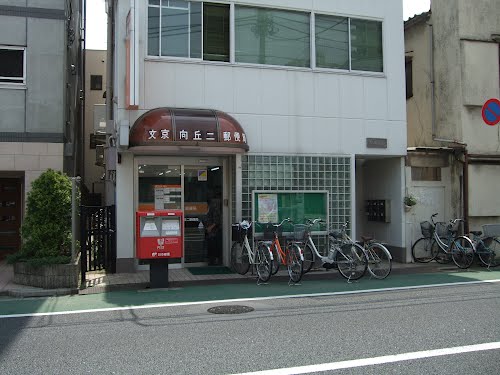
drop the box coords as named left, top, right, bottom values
left=467, top=224, right=500, bottom=269
left=260, top=218, right=304, bottom=284
left=412, top=213, right=474, bottom=268
left=230, top=220, right=273, bottom=283
left=300, top=220, right=367, bottom=282
left=358, top=235, right=392, bottom=279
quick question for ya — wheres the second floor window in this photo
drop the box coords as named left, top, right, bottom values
left=235, top=6, right=310, bottom=68
left=148, top=0, right=229, bottom=62
left=0, top=47, right=25, bottom=84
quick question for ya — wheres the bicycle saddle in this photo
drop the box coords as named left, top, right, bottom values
left=361, top=235, right=373, bottom=242
left=470, top=230, right=482, bottom=236
left=329, top=230, right=342, bottom=239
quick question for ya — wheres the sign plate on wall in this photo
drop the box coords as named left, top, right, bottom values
left=366, top=138, right=388, bottom=149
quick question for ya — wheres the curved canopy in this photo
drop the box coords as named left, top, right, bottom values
left=129, top=108, right=249, bottom=153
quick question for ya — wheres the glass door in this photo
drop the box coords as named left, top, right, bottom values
left=183, top=165, right=223, bottom=264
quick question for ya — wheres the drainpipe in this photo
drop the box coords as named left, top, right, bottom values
left=429, top=23, right=436, bottom=139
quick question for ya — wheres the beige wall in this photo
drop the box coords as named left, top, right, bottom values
left=84, top=50, right=107, bottom=198
left=405, top=19, right=433, bottom=147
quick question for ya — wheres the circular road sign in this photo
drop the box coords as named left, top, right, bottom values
left=482, top=98, right=500, bottom=126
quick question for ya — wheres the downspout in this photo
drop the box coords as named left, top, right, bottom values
left=429, top=23, right=436, bottom=139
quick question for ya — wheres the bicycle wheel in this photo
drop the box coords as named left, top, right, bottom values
left=366, top=243, right=392, bottom=279
left=230, top=241, right=250, bottom=275
left=302, top=243, right=315, bottom=273
left=255, top=243, right=273, bottom=282
left=411, top=237, right=436, bottom=263
left=271, top=245, right=280, bottom=275
left=434, top=245, right=452, bottom=264
left=336, top=243, right=367, bottom=281
left=286, top=243, right=303, bottom=283
left=450, top=236, right=475, bottom=269
left=478, top=237, right=500, bottom=267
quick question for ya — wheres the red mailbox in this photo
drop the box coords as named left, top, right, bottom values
left=136, top=210, right=184, bottom=259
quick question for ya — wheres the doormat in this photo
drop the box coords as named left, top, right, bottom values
left=187, top=266, right=234, bottom=275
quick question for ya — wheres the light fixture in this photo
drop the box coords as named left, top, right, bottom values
left=159, top=172, right=164, bottom=176
left=211, top=167, right=220, bottom=171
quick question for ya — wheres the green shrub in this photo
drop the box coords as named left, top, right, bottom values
left=7, top=169, right=73, bottom=265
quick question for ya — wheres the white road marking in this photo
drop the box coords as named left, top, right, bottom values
left=0, top=278, right=499, bottom=319
left=231, top=342, right=500, bottom=375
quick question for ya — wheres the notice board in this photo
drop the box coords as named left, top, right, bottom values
left=252, top=190, right=328, bottom=234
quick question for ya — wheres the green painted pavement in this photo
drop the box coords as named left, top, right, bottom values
left=0, top=269, right=499, bottom=317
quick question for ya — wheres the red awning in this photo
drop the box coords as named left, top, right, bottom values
left=129, top=108, right=249, bottom=153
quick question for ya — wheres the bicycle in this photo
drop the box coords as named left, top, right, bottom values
left=358, top=235, right=392, bottom=279
left=300, top=219, right=368, bottom=282
left=468, top=224, right=500, bottom=269
left=259, top=218, right=304, bottom=284
left=229, top=220, right=273, bottom=283
left=412, top=213, right=474, bottom=268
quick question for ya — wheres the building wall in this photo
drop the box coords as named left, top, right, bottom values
left=406, top=0, right=500, bottom=231
left=405, top=19, right=434, bottom=147
left=112, top=0, right=407, bottom=266
left=115, top=0, right=406, bottom=155
left=0, top=1, right=72, bottom=198
left=84, top=49, right=107, bottom=198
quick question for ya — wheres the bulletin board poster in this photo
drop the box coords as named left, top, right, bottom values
left=257, top=194, right=278, bottom=223
left=253, top=190, right=328, bottom=234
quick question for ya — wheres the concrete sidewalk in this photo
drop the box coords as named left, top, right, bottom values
left=0, top=259, right=456, bottom=298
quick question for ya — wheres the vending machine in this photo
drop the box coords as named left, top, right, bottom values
left=136, top=210, right=184, bottom=259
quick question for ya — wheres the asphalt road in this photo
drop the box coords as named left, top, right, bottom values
left=0, top=281, right=499, bottom=374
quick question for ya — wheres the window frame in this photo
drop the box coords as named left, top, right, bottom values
left=0, top=46, right=26, bottom=86
left=146, top=2, right=385, bottom=75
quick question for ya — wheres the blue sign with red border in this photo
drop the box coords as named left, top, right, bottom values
left=482, top=98, right=500, bottom=126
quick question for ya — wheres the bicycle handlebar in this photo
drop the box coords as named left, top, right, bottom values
left=274, top=218, right=292, bottom=227
left=306, top=218, right=326, bottom=225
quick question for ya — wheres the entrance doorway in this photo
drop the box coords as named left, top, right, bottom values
left=136, top=157, right=226, bottom=267
left=183, top=166, right=223, bottom=264
left=0, top=178, right=23, bottom=259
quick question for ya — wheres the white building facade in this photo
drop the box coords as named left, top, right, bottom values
left=108, top=0, right=408, bottom=272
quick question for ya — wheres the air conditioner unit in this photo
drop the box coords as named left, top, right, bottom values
left=95, top=144, right=105, bottom=166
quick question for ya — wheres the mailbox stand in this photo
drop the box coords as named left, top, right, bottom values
left=150, top=259, right=169, bottom=288
left=136, top=210, right=184, bottom=289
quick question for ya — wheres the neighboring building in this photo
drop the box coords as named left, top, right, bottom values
left=106, top=0, right=408, bottom=273
left=404, top=0, right=500, bottom=247
left=84, top=49, right=107, bottom=204
left=0, top=1, right=83, bottom=255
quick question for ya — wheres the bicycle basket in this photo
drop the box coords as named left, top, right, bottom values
left=293, top=224, right=307, bottom=241
left=231, top=223, right=252, bottom=242
left=482, top=224, right=500, bottom=237
left=262, top=223, right=280, bottom=240
left=420, top=221, right=434, bottom=238
left=435, top=222, right=450, bottom=238
left=231, top=224, right=241, bottom=242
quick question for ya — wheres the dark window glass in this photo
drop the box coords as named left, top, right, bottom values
left=148, top=6, right=160, bottom=56
left=0, top=48, right=24, bottom=83
left=405, top=59, right=413, bottom=99
left=350, top=19, right=383, bottom=72
left=315, top=15, right=349, bottom=70
left=203, top=3, right=230, bottom=62
left=411, top=167, right=441, bottom=181
left=90, top=75, right=103, bottom=90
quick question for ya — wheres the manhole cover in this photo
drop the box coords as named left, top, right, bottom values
left=207, top=305, right=254, bottom=314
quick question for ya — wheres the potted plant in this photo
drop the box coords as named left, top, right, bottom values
left=403, top=194, right=417, bottom=211
left=7, top=169, right=79, bottom=290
